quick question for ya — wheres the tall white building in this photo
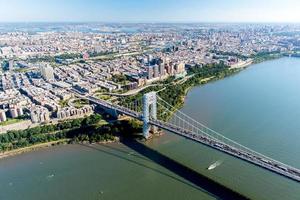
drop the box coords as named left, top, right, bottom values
left=147, top=66, right=153, bottom=80
left=8, top=105, right=23, bottom=118
left=8, top=60, right=14, bottom=71
left=0, top=110, right=7, bottom=122
left=9, top=107, right=19, bottom=118
left=153, top=65, right=159, bottom=78
left=40, top=65, right=55, bottom=81
left=159, top=63, right=166, bottom=76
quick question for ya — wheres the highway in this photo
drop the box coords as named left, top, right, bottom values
left=150, top=119, right=300, bottom=183
left=85, top=95, right=300, bottom=183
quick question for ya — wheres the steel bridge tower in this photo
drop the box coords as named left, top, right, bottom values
left=142, top=92, right=157, bottom=139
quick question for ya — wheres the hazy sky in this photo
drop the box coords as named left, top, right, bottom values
left=0, top=0, right=300, bottom=23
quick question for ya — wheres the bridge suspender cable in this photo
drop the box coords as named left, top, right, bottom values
left=87, top=94, right=300, bottom=181
left=156, top=96, right=299, bottom=170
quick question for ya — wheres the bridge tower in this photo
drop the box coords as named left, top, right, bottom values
left=142, top=92, right=157, bottom=139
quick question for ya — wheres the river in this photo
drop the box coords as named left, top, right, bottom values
left=1, top=57, right=300, bottom=200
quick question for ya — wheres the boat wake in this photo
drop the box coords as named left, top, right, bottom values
left=46, top=174, right=55, bottom=180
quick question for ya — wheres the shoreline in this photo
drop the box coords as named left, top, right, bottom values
left=229, top=59, right=253, bottom=70
left=162, top=66, right=245, bottom=117
left=179, top=55, right=287, bottom=105
left=0, top=137, right=120, bottom=160
left=0, top=139, right=69, bottom=160
left=0, top=56, right=284, bottom=159
left=160, top=55, right=288, bottom=122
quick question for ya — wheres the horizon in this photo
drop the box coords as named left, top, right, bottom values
left=1, top=21, right=300, bottom=24
left=1, top=0, right=300, bottom=23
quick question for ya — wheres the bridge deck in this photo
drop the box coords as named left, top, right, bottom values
left=87, top=95, right=300, bottom=183
left=150, top=119, right=300, bottom=182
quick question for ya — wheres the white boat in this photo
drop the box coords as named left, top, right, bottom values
left=47, top=174, right=55, bottom=179
left=207, top=161, right=222, bottom=170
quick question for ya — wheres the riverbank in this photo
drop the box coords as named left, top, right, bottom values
left=0, top=54, right=283, bottom=158
left=251, top=52, right=284, bottom=64
left=178, top=53, right=285, bottom=114
left=0, top=114, right=142, bottom=159
left=119, top=63, right=246, bottom=122
left=158, top=52, right=287, bottom=118
left=0, top=139, right=69, bottom=160
left=229, top=59, right=253, bottom=69
left=156, top=65, right=245, bottom=120
left=0, top=136, right=122, bottom=160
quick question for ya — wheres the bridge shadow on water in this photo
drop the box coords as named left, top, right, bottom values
left=82, top=139, right=249, bottom=200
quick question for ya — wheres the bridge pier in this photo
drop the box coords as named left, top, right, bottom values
left=142, top=92, right=157, bottom=139
left=86, top=95, right=300, bottom=183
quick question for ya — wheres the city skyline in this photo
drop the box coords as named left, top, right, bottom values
left=1, top=0, right=300, bottom=23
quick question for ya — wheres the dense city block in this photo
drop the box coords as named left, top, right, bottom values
left=1, top=23, right=300, bottom=133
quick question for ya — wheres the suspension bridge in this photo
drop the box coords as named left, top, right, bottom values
left=79, top=91, right=300, bottom=183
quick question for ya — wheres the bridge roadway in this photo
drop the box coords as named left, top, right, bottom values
left=86, top=95, right=300, bottom=183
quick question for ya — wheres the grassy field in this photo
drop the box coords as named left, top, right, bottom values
left=95, top=94, right=111, bottom=101
left=73, top=99, right=89, bottom=108
left=0, top=118, right=23, bottom=126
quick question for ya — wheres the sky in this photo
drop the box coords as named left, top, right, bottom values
left=0, top=0, right=300, bottom=23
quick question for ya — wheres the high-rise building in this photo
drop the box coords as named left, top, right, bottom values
left=30, top=106, right=50, bottom=123
left=0, top=110, right=7, bottom=122
left=40, top=65, right=55, bottom=81
left=8, top=60, right=14, bottom=71
left=147, top=66, right=153, bottom=80
left=159, top=63, right=166, bottom=76
left=9, top=107, right=19, bottom=118
left=31, top=112, right=39, bottom=123
left=166, top=64, right=174, bottom=75
left=17, top=107, right=24, bottom=116
left=8, top=105, right=23, bottom=118
left=176, top=62, right=186, bottom=74
left=153, top=65, right=159, bottom=78
left=147, top=55, right=153, bottom=64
